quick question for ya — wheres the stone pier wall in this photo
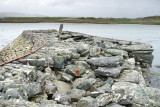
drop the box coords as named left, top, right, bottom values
left=0, top=29, right=158, bottom=107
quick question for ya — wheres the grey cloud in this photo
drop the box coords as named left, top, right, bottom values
left=0, top=0, right=159, bottom=18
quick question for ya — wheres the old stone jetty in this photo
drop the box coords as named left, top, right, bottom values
left=0, top=28, right=159, bottom=107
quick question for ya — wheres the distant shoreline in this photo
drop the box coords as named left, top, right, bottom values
left=0, top=16, right=160, bottom=25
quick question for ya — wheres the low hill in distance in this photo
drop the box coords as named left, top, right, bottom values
left=0, top=16, right=160, bottom=25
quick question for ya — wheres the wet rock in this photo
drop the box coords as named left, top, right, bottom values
left=77, top=96, right=98, bottom=107
left=70, top=88, right=86, bottom=101
left=86, top=56, right=123, bottom=67
left=132, top=87, right=160, bottom=107
left=64, top=65, right=86, bottom=77
left=89, top=46, right=101, bottom=57
left=53, top=93, right=71, bottom=105
left=53, top=80, right=71, bottom=94
left=116, top=70, right=146, bottom=86
left=95, top=66, right=122, bottom=78
left=105, top=49, right=128, bottom=58
left=73, top=78, right=96, bottom=91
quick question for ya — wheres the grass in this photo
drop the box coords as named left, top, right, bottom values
left=0, top=16, right=160, bottom=25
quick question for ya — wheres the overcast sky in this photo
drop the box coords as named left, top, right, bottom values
left=0, top=0, right=160, bottom=18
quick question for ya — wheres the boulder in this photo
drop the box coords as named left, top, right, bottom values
left=95, top=66, right=122, bottom=78
left=70, top=88, right=86, bottom=101
left=105, top=49, right=128, bottom=58
left=89, top=46, right=101, bottom=57
left=122, top=58, right=135, bottom=70
left=73, top=78, right=96, bottom=91
left=77, top=96, right=98, bottom=107
left=96, top=83, right=112, bottom=93
left=96, top=93, right=114, bottom=106
left=53, top=80, right=71, bottom=94
left=112, top=82, right=139, bottom=97
left=52, top=93, right=71, bottom=105
left=106, top=103, right=125, bottom=107
left=64, top=65, right=86, bottom=77
left=86, top=56, right=123, bottom=67
left=116, top=70, right=146, bottom=86
left=132, top=87, right=160, bottom=107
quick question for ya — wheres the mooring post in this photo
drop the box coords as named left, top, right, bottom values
left=58, top=24, right=63, bottom=37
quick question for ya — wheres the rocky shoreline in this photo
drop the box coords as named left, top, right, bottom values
left=0, top=29, right=158, bottom=107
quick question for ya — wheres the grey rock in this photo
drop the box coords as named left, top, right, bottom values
left=73, top=78, right=96, bottom=91
left=64, top=65, right=86, bottom=77
left=89, top=46, right=101, bottom=57
left=74, top=61, right=90, bottom=69
left=0, top=75, right=5, bottom=81
left=0, top=99, right=40, bottom=107
left=77, top=96, right=98, bottom=107
left=28, top=58, right=46, bottom=70
left=105, top=77, right=114, bottom=85
left=52, top=55, right=65, bottom=69
left=5, top=88, right=28, bottom=100
left=132, top=87, right=160, bottom=107
left=59, top=34, right=72, bottom=39
left=70, top=88, right=86, bottom=101
left=53, top=80, right=71, bottom=94
left=116, top=70, right=146, bottom=86
left=53, top=93, right=71, bottom=105
left=120, top=44, right=153, bottom=51
left=86, top=56, right=123, bottom=67
left=61, top=73, right=74, bottom=82
left=72, top=53, right=80, bottom=59
left=155, top=65, right=160, bottom=68
left=95, top=66, right=122, bottom=78
left=96, top=93, right=114, bottom=106
left=105, top=49, right=128, bottom=57
left=43, top=79, right=57, bottom=94
left=112, top=82, right=140, bottom=97
left=122, top=58, right=135, bottom=70
left=106, top=103, right=125, bottom=107
left=87, top=91, right=103, bottom=98
left=96, top=83, right=112, bottom=93
left=26, top=83, right=42, bottom=98
left=118, top=40, right=131, bottom=45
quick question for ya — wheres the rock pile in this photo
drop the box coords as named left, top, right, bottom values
left=0, top=29, right=158, bottom=107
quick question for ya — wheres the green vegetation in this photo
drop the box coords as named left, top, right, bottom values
left=0, top=16, right=160, bottom=25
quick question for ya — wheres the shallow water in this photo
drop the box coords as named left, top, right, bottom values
left=0, top=23, right=160, bottom=72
